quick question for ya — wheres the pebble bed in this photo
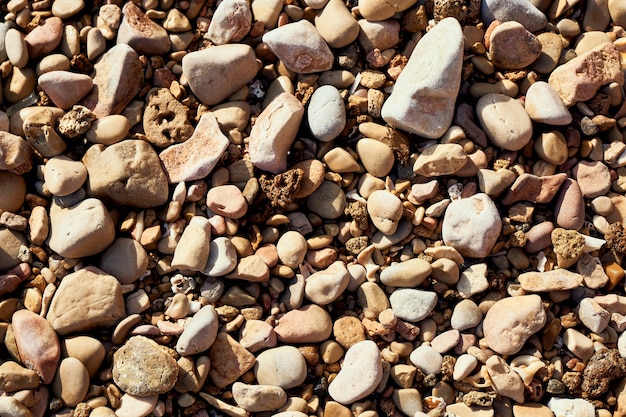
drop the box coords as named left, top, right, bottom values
left=2, top=0, right=626, bottom=416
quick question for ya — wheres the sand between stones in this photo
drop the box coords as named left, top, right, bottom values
left=2, top=0, right=626, bottom=417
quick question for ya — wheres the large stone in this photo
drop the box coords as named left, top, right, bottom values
left=12, top=309, right=60, bottom=384
left=38, top=71, right=93, bottom=110
left=208, top=332, right=256, bottom=389
left=476, top=93, right=533, bottom=151
left=47, top=266, right=126, bottom=335
left=81, top=44, right=143, bottom=118
left=47, top=198, right=115, bottom=259
left=0, top=131, right=33, bottom=175
left=442, top=193, right=502, bottom=258
left=206, top=0, right=252, bottom=45
left=182, top=44, right=258, bottom=106
left=143, top=88, right=193, bottom=148
left=483, top=294, right=547, bottom=355
left=159, top=112, right=230, bottom=183
left=381, top=17, right=463, bottom=139
left=99, top=238, right=149, bottom=285
left=83, top=140, right=169, bottom=208
left=113, top=336, right=178, bottom=395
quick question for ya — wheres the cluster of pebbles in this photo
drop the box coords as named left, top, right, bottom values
left=3, top=0, right=626, bottom=416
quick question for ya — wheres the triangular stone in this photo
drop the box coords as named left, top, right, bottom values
left=38, top=71, right=93, bottom=110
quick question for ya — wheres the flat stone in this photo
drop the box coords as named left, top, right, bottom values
left=232, top=382, right=287, bottom=412
left=315, top=0, right=359, bottom=48
left=547, top=398, right=595, bottom=417
left=47, top=198, right=115, bottom=258
left=382, top=17, right=463, bottom=139
left=413, top=143, right=468, bottom=176
left=254, top=346, right=307, bottom=389
left=202, top=237, right=238, bottom=277
left=0, top=229, right=26, bottom=271
left=206, top=0, right=252, bottom=45
left=47, top=266, right=125, bottom=335
left=113, top=336, right=178, bottom=396
left=38, top=71, right=93, bottom=110
left=239, top=320, right=277, bottom=352
left=328, top=340, right=383, bottom=404
left=83, top=140, right=169, bottom=208
left=357, top=0, right=417, bottom=21
left=274, top=304, right=333, bottom=343
left=488, top=21, right=542, bottom=69
left=176, top=305, right=219, bottom=356
left=486, top=355, right=525, bottom=403
left=476, top=93, right=533, bottom=151
left=115, top=394, right=158, bottom=417
left=442, top=193, right=502, bottom=258
left=518, top=269, right=584, bottom=292
left=548, top=42, right=624, bottom=106
left=306, top=180, right=346, bottom=219
left=183, top=44, right=258, bottom=106
left=501, top=173, right=568, bottom=205
left=208, top=332, right=256, bottom=389
left=0, top=171, right=26, bottom=213
left=116, top=2, right=171, bottom=54
left=226, top=255, right=270, bottom=282
left=0, top=361, right=39, bottom=392
left=389, top=288, right=438, bottom=322
left=380, top=258, right=432, bottom=287
left=483, top=294, right=547, bottom=355
left=307, top=85, right=346, bottom=142
left=52, top=0, right=85, bottom=18
left=12, top=309, right=60, bottom=384
left=262, top=20, right=334, bottom=73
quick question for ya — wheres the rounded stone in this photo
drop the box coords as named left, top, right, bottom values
left=476, top=93, right=533, bottom=151
left=410, top=345, right=443, bottom=375
left=43, top=155, right=88, bottom=197
left=255, top=346, right=307, bottom=389
left=306, top=181, right=346, bottom=219
left=450, top=299, right=482, bottom=331
left=0, top=171, right=26, bottom=213
left=62, top=335, right=106, bottom=378
left=304, top=260, right=350, bottom=305
left=276, top=230, right=307, bottom=269
left=206, top=184, right=248, bottom=218
left=389, top=288, right=438, bottom=322
left=175, top=305, right=219, bottom=356
left=380, top=258, right=432, bottom=287
left=52, top=357, right=90, bottom=407
left=99, top=238, right=149, bottom=285
left=357, top=138, right=395, bottom=178
left=328, top=340, right=383, bottom=404
left=534, top=131, right=568, bottom=165
left=367, top=190, right=404, bottom=235
left=307, top=85, right=346, bottom=142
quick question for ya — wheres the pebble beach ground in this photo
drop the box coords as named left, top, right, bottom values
left=1, top=0, right=626, bottom=416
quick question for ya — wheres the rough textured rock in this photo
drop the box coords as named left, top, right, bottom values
left=143, top=88, right=193, bottom=148
left=46, top=266, right=126, bottom=335
left=116, top=2, right=171, bottom=55
left=83, top=140, right=169, bottom=208
left=208, top=332, right=256, bottom=389
left=206, top=0, right=252, bottom=45
left=0, top=131, right=33, bottom=174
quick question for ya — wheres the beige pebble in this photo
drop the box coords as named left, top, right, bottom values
left=62, top=335, right=106, bottom=378
left=43, top=155, right=87, bottom=197
left=115, top=394, right=158, bottom=417
left=367, top=190, right=403, bottom=235
left=52, top=357, right=90, bottom=407
left=323, top=147, right=361, bottom=172
left=5, top=28, right=28, bottom=68
left=356, top=138, right=394, bottom=177
left=304, top=260, right=350, bottom=305
left=276, top=230, right=307, bottom=268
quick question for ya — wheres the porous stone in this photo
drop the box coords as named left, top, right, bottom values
left=143, top=87, right=193, bottom=148
left=381, top=17, right=463, bottom=139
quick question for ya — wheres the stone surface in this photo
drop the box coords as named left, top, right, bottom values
left=483, top=294, right=547, bottom=355
left=524, top=81, right=572, bottom=125
left=206, top=0, right=252, bottom=45
left=143, top=87, right=193, bottom=148
left=389, top=288, right=438, bottom=322
left=113, top=336, right=178, bottom=395
left=12, top=309, right=60, bottom=384
left=24, top=17, right=63, bottom=58
left=208, top=332, right=256, bottom=389
left=0, top=228, right=26, bottom=271
left=381, top=17, right=463, bottom=139
left=232, top=382, right=287, bottom=412
left=254, top=346, right=307, bottom=389
left=43, top=155, right=87, bottom=197
left=380, top=258, right=432, bottom=287
left=476, top=93, right=533, bottom=151
left=304, top=260, right=350, bottom=305
left=367, top=190, right=404, bottom=235
left=442, top=193, right=502, bottom=258
left=328, top=340, right=383, bottom=404
left=117, top=2, right=171, bottom=54
left=51, top=357, right=90, bottom=407
left=274, top=304, right=333, bottom=343
left=315, top=0, right=359, bottom=48
left=0, top=131, right=33, bottom=175
left=99, top=238, right=149, bottom=285
left=488, top=21, right=542, bottom=69
left=176, top=305, right=219, bottom=356
left=410, top=345, right=443, bottom=375
left=307, top=85, right=346, bottom=142
left=83, top=140, right=169, bottom=208
left=413, top=143, right=468, bottom=176
left=47, top=266, right=125, bottom=335
left=38, top=71, right=93, bottom=110
left=0, top=171, right=26, bottom=213
left=481, top=0, right=547, bottom=32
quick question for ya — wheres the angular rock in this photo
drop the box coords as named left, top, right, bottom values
left=483, top=294, right=547, bottom=355
left=24, top=17, right=63, bottom=58
left=38, top=71, right=93, bottom=110
left=328, top=340, right=383, bottom=404
left=116, top=2, right=171, bottom=54
left=381, top=17, right=463, bottom=139
left=47, top=266, right=126, bottom=335
left=12, top=309, right=60, bottom=384
left=83, top=140, right=169, bottom=208
left=314, top=0, right=359, bottom=48
left=208, top=332, right=256, bottom=389
left=0, top=228, right=26, bottom=271
left=486, top=355, right=525, bottom=403
left=574, top=161, right=611, bottom=198
left=81, top=44, right=143, bottom=118
left=182, top=44, right=258, bottom=106
left=262, top=20, right=334, bottom=73
left=113, top=336, right=178, bottom=395
left=0, top=361, right=40, bottom=392
left=206, top=0, right=252, bottom=45
left=248, top=93, right=304, bottom=173
left=442, top=193, right=502, bottom=258
left=548, top=42, right=624, bottom=106
left=0, top=131, right=33, bottom=174
left=47, top=198, right=115, bottom=258
left=143, top=87, right=193, bottom=148
left=0, top=171, right=26, bottom=214
left=413, top=143, right=468, bottom=177
left=501, top=173, right=568, bottom=205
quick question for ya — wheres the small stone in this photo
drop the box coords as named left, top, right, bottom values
left=551, top=227, right=585, bottom=268
left=12, top=309, right=60, bottom=384
left=519, top=269, right=583, bottom=292
left=573, top=161, right=611, bottom=198
left=476, top=93, right=533, bottom=151
left=413, top=143, right=468, bottom=176
left=324, top=148, right=360, bottom=172
left=380, top=258, right=432, bottom=287
left=307, top=85, right=346, bottom=142
left=457, top=263, right=489, bottom=298
left=0, top=131, right=33, bottom=174
left=62, top=335, right=106, bottom=377
left=578, top=297, right=610, bottom=334
left=43, top=155, right=87, bottom=197
left=117, top=2, right=171, bottom=54
left=442, top=193, right=502, bottom=258
left=0, top=229, right=26, bottom=271
left=610, top=0, right=626, bottom=27
left=85, top=115, right=129, bottom=145
left=548, top=42, right=624, bottom=106
left=226, top=255, right=270, bottom=282
left=276, top=230, right=307, bottom=269
left=486, top=355, right=525, bottom=403
left=0, top=171, right=26, bottom=213
left=182, top=44, right=258, bottom=106
left=305, top=260, right=350, bottom=305
left=249, top=93, right=304, bottom=174
left=410, top=345, right=443, bottom=375
left=51, top=357, right=89, bottom=407
left=232, top=382, right=287, bottom=412
left=172, top=216, right=213, bottom=271
left=367, top=190, right=403, bottom=235
left=358, top=19, right=401, bottom=52
left=52, top=0, right=85, bottom=18
left=5, top=28, right=28, bottom=68
left=115, top=394, right=158, bottom=417
left=525, top=81, right=572, bottom=125
left=206, top=0, right=252, bottom=45
left=554, top=178, right=585, bottom=231
left=254, top=346, right=307, bottom=389
left=47, top=199, right=115, bottom=259
left=176, top=305, right=219, bottom=356
left=274, top=304, right=333, bottom=343
left=389, top=288, right=438, bottom=322
left=307, top=180, right=346, bottom=219
left=38, top=71, right=93, bottom=110
left=46, top=266, right=125, bottom=335
left=333, top=315, right=366, bottom=349
left=382, top=18, right=463, bottom=139
left=356, top=138, right=394, bottom=178
left=202, top=237, right=238, bottom=277
left=239, top=320, right=277, bottom=352
left=532, top=32, right=564, bottom=74
left=358, top=0, right=417, bottom=21
left=263, top=20, right=334, bottom=73
left=143, top=87, right=193, bottom=148
left=483, top=294, right=547, bottom=355
left=83, top=140, right=169, bottom=208
left=0, top=361, right=39, bottom=392
left=163, top=8, right=191, bottom=32
left=99, top=238, right=149, bottom=285
left=547, top=398, right=595, bottom=417
left=113, top=336, right=178, bottom=395
left=431, top=329, right=461, bottom=353
left=481, top=0, right=547, bottom=32
left=0, top=396, right=36, bottom=417
left=208, top=332, right=256, bottom=389
left=451, top=299, right=482, bottom=331
left=328, top=340, right=383, bottom=404
left=454, top=354, right=478, bottom=380
left=488, top=21, right=542, bottom=69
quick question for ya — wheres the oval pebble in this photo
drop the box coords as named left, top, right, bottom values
left=328, top=340, right=383, bottom=404
left=476, top=93, right=533, bottom=151
left=176, top=305, right=219, bottom=356
left=410, top=345, right=443, bottom=375
left=357, top=138, right=395, bottom=178
left=389, top=289, right=438, bottom=322
left=307, top=85, right=346, bottom=142
left=254, top=345, right=307, bottom=389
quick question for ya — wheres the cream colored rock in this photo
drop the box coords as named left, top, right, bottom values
left=254, top=346, right=307, bottom=389
left=476, top=93, right=533, bottom=151
left=171, top=216, right=212, bottom=271
left=357, top=138, right=394, bottom=177
left=486, top=355, right=525, bottom=403
left=176, top=305, right=219, bottom=356
left=380, top=258, right=432, bottom=287
left=304, top=260, right=350, bottom=305
left=206, top=0, right=252, bottom=45
left=314, top=0, right=359, bottom=48
left=43, top=155, right=87, bottom=196
left=367, top=190, right=403, bottom=235
left=328, top=340, right=383, bottom=404
left=99, top=238, right=149, bottom=285
left=413, top=143, right=468, bottom=177
left=276, top=231, right=307, bottom=269
left=114, top=394, right=158, bottom=417
left=62, top=335, right=106, bottom=377
left=52, top=357, right=90, bottom=407
left=232, top=382, right=287, bottom=412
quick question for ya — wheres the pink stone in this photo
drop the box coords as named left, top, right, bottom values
left=554, top=178, right=585, bottom=231
left=38, top=71, right=93, bottom=110
left=24, top=17, right=63, bottom=58
left=206, top=185, right=248, bottom=219
left=159, top=113, right=230, bottom=183
left=573, top=160, right=612, bottom=198
left=12, top=309, right=60, bottom=384
left=501, top=173, right=568, bottom=205
left=116, top=2, right=171, bottom=55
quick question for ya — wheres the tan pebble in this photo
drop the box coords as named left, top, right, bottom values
left=43, top=155, right=87, bottom=197
left=52, top=357, right=90, bottom=407
left=171, top=216, right=212, bottom=271
left=5, top=28, right=28, bottom=68
left=90, top=406, right=117, bottom=417
left=62, top=335, right=106, bottom=377
left=274, top=304, right=333, bottom=343
left=323, top=147, right=361, bottom=173
left=115, top=393, right=158, bottom=417
left=276, top=230, right=307, bottom=268
left=12, top=309, right=60, bottom=384
left=0, top=360, right=39, bottom=392
left=165, top=293, right=190, bottom=319
left=367, top=190, right=403, bottom=235
left=356, top=138, right=394, bottom=177
left=52, top=0, right=85, bottom=18
left=430, top=258, right=460, bottom=285
left=86, top=114, right=130, bottom=145
left=305, top=261, right=350, bottom=305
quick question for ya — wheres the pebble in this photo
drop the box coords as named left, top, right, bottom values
left=548, top=42, right=623, bottom=106
left=356, top=138, right=394, bottom=177
left=380, top=258, right=432, bottom=287
left=239, top=319, right=277, bottom=352
left=389, top=288, right=438, bottom=322
left=488, top=21, right=542, bottom=69
left=202, top=237, right=238, bottom=277
left=532, top=32, right=564, bottom=74
left=24, top=17, right=63, bottom=59
left=307, top=85, right=346, bottom=142
left=5, top=28, right=28, bottom=68
left=610, top=0, right=626, bottom=27
left=328, top=340, right=383, bottom=404
left=0, top=361, right=39, bottom=392
left=80, top=44, right=141, bottom=118
left=38, top=71, right=93, bottom=110
left=358, top=0, right=417, bottom=21
left=442, top=193, right=502, bottom=258
left=574, top=161, right=612, bottom=198
left=51, top=357, right=89, bottom=407
left=323, top=147, right=360, bottom=172
left=115, top=394, right=158, bottom=417
left=451, top=299, right=483, bottom=331
left=501, top=173, right=567, bottom=205
left=61, top=336, right=106, bottom=377
left=43, top=155, right=87, bottom=197
left=0, top=171, right=26, bottom=213
left=4, top=66, right=36, bottom=103
left=413, top=143, right=468, bottom=177
left=208, top=332, right=256, bottom=389
left=0, top=131, right=33, bottom=174
left=143, top=87, right=193, bottom=148
left=382, top=17, right=463, bottom=139
left=0, top=229, right=26, bottom=270
left=410, top=344, right=443, bottom=375
left=547, top=398, right=595, bottom=417
left=207, top=185, right=248, bottom=219
left=47, top=198, right=115, bottom=258
left=206, top=0, right=252, bottom=45
left=232, top=382, right=287, bottom=412
left=483, top=294, right=547, bottom=355
left=46, top=266, right=125, bottom=335
left=554, top=178, right=585, bottom=230
left=524, top=81, right=572, bottom=125
left=314, top=0, right=359, bottom=48
left=578, top=297, right=610, bottom=333
left=262, top=20, right=334, bottom=73
left=306, top=180, right=346, bottom=219
left=486, top=355, right=525, bottom=403
left=99, top=238, right=149, bottom=284
left=476, top=93, right=533, bottom=151
left=254, top=346, right=307, bottom=389
left=117, top=2, right=170, bottom=54
left=274, top=304, right=333, bottom=343
left=358, top=19, right=401, bottom=52
left=276, top=230, right=307, bottom=268
left=182, top=44, right=258, bottom=106
left=21, top=108, right=66, bottom=158
left=481, top=0, right=547, bottom=32
left=11, top=309, right=60, bottom=384
left=367, top=190, right=404, bottom=235
left=304, top=260, right=350, bottom=304
left=52, top=0, right=84, bottom=18
left=454, top=354, right=478, bottom=380
left=249, top=93, right=304, bottom=174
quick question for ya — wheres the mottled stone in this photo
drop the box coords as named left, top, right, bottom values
left=208, top=332, right=256, bottom=389
left=12, top=309, right=60, bottom=384
left=143, top=87, right=193, bottom=148
left=206, top=0, right=252, bottom=45
left=116, top=2, right=171, bottom=54
left=0, top=131, right=33, bottom=174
